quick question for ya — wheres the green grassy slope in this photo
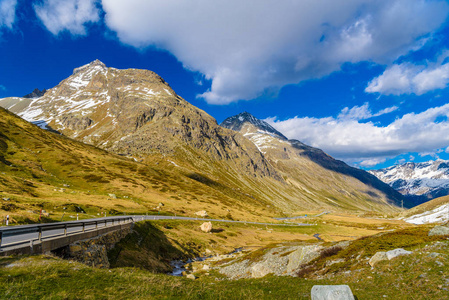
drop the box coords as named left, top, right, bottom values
left=0, top=107, right=284, bottom=224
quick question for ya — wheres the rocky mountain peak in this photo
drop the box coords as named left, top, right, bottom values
left=73, top=59, right=107, bottom=75
left=23, top=88, right=47, bottom=99
left=220, top=112, right=287, bottom=140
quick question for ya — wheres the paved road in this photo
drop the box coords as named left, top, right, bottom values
left=136, top=215, right=313, bottom=226
left=274, top=211, right=329, bottom=221
left=0, top=215, right=313, bottom=251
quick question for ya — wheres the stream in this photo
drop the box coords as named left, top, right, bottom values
left=168, top=247, right=244, bottom=276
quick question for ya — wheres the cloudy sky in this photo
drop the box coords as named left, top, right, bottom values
left=2, top=0, right=449, bottom=169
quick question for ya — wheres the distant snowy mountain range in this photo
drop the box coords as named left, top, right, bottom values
left=370, top=160, right=449, bottom=204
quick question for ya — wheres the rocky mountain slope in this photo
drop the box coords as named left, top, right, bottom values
left=220, top=112, right=406, bottom=210
left=0, top=106, right=290, bottom=223
left=1, top=60, right=403, bottom=213
left=0, top=60, right=273, bottom=178
left=370, top=160, right=449, bottom=205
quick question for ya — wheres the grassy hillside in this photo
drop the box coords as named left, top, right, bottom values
left=0, top=107, right=285, bottom=224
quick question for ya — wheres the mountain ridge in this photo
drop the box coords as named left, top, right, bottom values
left=1, top=60, right=404, bottom=214
left=221, top=112, right=406, bottom=209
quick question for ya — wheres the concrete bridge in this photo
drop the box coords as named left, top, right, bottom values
left=0, top=216, right=140, bottom=256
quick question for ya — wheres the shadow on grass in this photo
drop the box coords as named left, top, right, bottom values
left=108, top=221, right=192, bottom=273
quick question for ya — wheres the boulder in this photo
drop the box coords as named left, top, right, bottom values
left=286, top=245, right=323, bottom=274
left=428, top=225, right=449, bottom=236
left=368, top=251, right=387, bottom=267
left=369, top=248, right=412, bottom=266
left=195, top=210, right=208, bottom=217
left=311, top=285, right=355, bottom=300
left=108, top=194, right=117, bottom=199
left=251, top=263, right=272, bottom=278
left=386, top=248, right=412, bottom=260
left=186, top=274, right=196, bottom=280
left=200, top=222, right=212, bottom=233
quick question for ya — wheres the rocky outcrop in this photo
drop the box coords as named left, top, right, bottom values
left=64, top=226, right=132, bottom=268
left=60, top=115, right=94, bottom=131
left=218, top=244, right=323, bottom=279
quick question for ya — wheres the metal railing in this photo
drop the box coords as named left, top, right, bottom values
left=0, top=216, right=133, bottom=251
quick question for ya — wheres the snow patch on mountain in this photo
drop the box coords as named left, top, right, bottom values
left=403, top=203, right=449, bottom=224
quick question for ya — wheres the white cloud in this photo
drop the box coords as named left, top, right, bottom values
left=0, top=0, right=17, bottom=29
left=266, top=103, right=449, bottom=166
left=359, top=157, right=387, bottom=167
left=366, top=62, right=449, bottom=95
left=397, top=158, right=406, bottom=164
left=337, top=102, right=398, bottom=121
left=101, top=0, right=449, bottom=104
left=34, top=0, right=100, bottom=36
left=419, top=151, right=439, bottom=158
left=366, top=50, right=449, bottom=95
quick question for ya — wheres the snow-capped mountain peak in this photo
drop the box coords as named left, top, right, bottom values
left=370, top=160, right=449, bottom=202
left=69, top=59, right=108, bottom=90
left=220, top=112, right=287, bottom=140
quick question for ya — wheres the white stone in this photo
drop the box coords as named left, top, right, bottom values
left=194, top=210, right=208, bottom=217
left=386, top=248, right=412, bottom=260
left=200, top=222, right=212, bottom=233
left=311, top=285, right=355, bottom=300
left=369, top=251, right=387, bottom=267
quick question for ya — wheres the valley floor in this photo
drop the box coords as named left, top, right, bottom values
left=0, top=215, right=448, bottom=299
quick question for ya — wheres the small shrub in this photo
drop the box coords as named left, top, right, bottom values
left=296, top=264, right=315, bottom=278
left=319, top=246, right=343, bottom=259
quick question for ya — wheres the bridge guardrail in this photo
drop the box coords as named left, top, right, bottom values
left=0, top=216, right=134, bottom=251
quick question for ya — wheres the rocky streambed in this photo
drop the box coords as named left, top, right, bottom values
left=173, top=224, right=449, bottom=283
left=175, top=242, right=338, bottom=279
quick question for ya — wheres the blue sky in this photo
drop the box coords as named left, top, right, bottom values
left=2, top=0, right=449, bottom=170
